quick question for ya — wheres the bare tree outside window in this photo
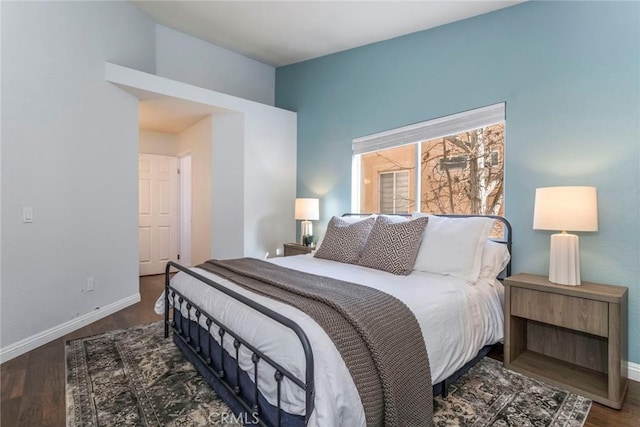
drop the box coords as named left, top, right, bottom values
left=421, top=123, right=504, bottom=215
left=358, top=123, right=504, bottom=216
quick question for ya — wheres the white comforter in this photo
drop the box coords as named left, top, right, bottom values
left=154, top=255, right=504, bottom=427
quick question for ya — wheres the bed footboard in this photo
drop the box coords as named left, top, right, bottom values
left=164, top=261, right=315, bottom=426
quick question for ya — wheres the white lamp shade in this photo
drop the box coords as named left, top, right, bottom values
left=533, top=186, right=598, bottom=232
left=294, top=198, right=319, bottom=220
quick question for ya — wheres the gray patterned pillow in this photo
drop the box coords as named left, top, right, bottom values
left=314, top=216, right=376, bottom=263
left=357, top=216, right=429, bottom=275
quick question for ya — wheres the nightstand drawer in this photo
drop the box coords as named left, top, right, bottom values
left=511, top=287, right=608, bottom=337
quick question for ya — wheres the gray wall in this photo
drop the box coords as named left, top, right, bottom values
left=1, top=1, right=155, bottom=347
left=155, top=25, right=276, bottom=105
left=176, top=117, right=213, bottom=265
left=0, top=1, right=287, bottom=356
left=139, top=129, right=179, bottom=156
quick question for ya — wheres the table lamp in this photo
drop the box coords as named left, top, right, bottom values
left=533, top=186, right=598, bottom=285
left=294, top=198, right=319, bottom=246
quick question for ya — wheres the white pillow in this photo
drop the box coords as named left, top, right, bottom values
left=340, top=214, right=407, bottom=223
left=412, top=214, right=495, bottom=283
left=341, top=215, right=376, bottom=223
left=378, top=214, right=409, bottom=223
left=479, top=240, right=511, bottom=282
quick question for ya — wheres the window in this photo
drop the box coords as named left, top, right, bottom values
left=359, top=145, right=416, bottom=213
left=352, top=103, right=505, bottom=216
left=379, top=170, right=410, bottom=214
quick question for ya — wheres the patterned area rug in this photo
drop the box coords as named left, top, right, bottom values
left=66, top=322, right=591, bottom=426
left=66, top=322, right=239, bottom=426
left=433, top=358, right=591, bottom=427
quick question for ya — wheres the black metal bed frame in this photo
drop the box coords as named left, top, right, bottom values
left=164, top=214, right=512, bottom=427
left=164, top=263, right=315, bottom=426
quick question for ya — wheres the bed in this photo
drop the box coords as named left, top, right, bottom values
left=156, top=214, right=512, bottom=427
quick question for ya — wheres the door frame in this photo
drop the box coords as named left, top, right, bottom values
left=178, top=152, right=192, bottom=267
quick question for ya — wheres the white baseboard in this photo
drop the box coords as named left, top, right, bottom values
left=0, top=293, right=140, bottom=363
left=629, top=361, right=640, bottom=382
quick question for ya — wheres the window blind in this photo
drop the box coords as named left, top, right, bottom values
left=379, top=171, right=410, bottom=214
left=352, top=102, right=505, bottom=155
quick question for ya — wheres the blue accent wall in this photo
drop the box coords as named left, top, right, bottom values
left=276, top=1, right=640, bottom=364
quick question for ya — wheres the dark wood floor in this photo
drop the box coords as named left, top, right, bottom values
left=1, top=274, right=639, bottom=426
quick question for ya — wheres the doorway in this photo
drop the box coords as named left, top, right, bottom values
left=138, top=153, right=179, bottom=276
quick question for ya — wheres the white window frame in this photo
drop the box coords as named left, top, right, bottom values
left=351, top=102, right=505, bottom=212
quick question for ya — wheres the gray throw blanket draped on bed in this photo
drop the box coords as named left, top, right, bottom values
left=197, top=258, right=433, bottom=427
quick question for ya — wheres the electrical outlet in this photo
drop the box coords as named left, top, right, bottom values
left=86, top=277, right=94, bottom=292
left=276, top=248, right=282, bottom=256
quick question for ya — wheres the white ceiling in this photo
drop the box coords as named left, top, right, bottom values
left=132, top=1, right=524, bottom=133
left=115, top=84, right=229, bottom=133
left=132, top=0, right=524, bottom=67
left=139, top=99, right=211, bottom=134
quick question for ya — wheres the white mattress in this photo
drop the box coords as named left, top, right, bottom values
left=155, top=255, right=504, bottom=427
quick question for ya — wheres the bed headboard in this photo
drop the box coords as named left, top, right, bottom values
left=341, top=213, right=513, bottom=278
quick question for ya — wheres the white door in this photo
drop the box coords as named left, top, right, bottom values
left=139, top=154, right=179, bottom=276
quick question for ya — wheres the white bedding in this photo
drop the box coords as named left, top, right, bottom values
left=154, top=254, right=504, bottom=427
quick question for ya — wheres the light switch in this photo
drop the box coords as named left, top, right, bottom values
left=23, top=207, right=33, bottom=223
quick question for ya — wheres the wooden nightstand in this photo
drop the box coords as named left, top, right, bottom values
left=283, top=243, right=313, bottom=257
left=504, top=273, right=628, bottom=409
